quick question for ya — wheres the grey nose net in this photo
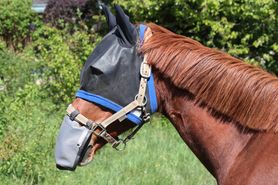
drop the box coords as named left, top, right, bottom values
left=55, top=116, right=93, bottom=171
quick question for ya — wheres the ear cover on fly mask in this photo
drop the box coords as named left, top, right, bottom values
left=101, top=4, right=116, bottom=31
left=115, top=5, right=137, bottom=45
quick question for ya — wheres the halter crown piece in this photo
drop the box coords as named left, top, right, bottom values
left=66, top=25, right=158, bottom=150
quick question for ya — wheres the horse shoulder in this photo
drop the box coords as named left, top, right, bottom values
left=222, top=133, right=278, bottom=185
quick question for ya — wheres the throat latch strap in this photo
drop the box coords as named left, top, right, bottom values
left=66, top=60, right=151, bottom=149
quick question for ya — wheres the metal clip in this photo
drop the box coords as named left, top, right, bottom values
left=142, top=113, right=150, bottom=122
left=140, top=107, right=150, bottom=122
left=112, top=139, right=126, bottom=151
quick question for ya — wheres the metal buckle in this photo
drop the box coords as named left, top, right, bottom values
left=135, top=94, right=148, bottom=107
left=112, top=139, right=126, bottom=151
left=93, top=124, right=124, bottom=150
left=86, top=120, right=95, bottom=129
left=140, top=62, right=151, bottom=79
left=92, top=123, right=106, bottom=138
left=92, top=123, right=104, bottom=132
left=140, top=106, right=151, bottom=122
left=69, top=110, right=80, bottom=121
left=142, top=112, right=150, bottom=122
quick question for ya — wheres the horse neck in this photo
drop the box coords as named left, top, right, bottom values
left=154, top=72, right=253, bottom=182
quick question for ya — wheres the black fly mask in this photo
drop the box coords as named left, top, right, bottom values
left=77, top=5, right=157, bottom=123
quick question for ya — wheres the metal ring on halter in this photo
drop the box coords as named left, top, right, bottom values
left=134, top=94, right=148, bottom=106
left=112, top=139, right=126, bottom=151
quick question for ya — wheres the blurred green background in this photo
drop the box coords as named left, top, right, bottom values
left=0, top=0, right=276, bottom=184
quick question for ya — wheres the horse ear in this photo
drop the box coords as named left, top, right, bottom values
left=100, top=4, right=116, bottom=31
left=114, top=5, right=137, bottom=45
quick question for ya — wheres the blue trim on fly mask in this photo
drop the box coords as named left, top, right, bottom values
left=76, top=90, right=142, bottom=124
left=76, top=24, right=158, bottom=125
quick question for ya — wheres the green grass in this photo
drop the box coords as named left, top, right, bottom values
left=1, top=102, right=216, bottom=185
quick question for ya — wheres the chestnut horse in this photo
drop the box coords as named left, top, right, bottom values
left=66, top=6, right=278, bottom=185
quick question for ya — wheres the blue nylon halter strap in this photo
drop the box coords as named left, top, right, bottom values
left=139, top=24, right=158, bottom=115
left=76, top=24, right=158, bottom=125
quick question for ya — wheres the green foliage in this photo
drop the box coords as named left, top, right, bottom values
left=0, top=85, right=62, bottom=184
left=0, top=40, right=6, bottom=51
left=0, top=47, right=62, bottom=184
left=29, top=24, right=102, bottom=103
left=0, top=50, right=37, bottom=95
left=0, top=0, right=40, bottom=51
left=0, top=50, right=40, bottom=136
left=114, top=0, right=278, bottom=75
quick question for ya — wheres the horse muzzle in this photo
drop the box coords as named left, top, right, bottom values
left=55, top=116, right=94, bottom=171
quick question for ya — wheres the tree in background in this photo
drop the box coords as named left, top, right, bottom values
left=43, top=0, right=111, bottom=32
left=44, top=0, right=278, bottom=74
left=44, top=0, right=93, bottom=28
left=0, top=0, right=39, bottom=51
left=114, top=0, right=277, bottom=74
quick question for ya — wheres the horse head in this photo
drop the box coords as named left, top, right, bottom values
left=55, top=5, right=157, bottom=171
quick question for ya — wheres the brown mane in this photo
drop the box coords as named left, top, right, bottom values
left=141, top=23, right=278, bottom=132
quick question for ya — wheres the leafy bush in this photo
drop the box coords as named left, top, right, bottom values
left=0, top=50, right=37, bottom=94
left=44, top=0, right=87, bottom=26
left=0, top=50, right=52, bottom=184
left=0, top=0, right=40, bottom=51
left=0, top=34, right=61, bottom=185
left=114, top=0, right=278, bottom=75
left=30, top=25, right=102, bottom=103
left=0, top=50, right=39, bottom=136
left=0, top=83, right=62, bottom=184
left=0, top=40, right=6, bottom=51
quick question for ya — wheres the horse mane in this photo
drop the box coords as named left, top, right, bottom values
left=141, top=23, right=278, bottom=132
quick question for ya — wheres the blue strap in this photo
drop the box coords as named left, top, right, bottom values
left=76, top=90, right=143, bottom=125
left=140, top=24, right=158, bottom=113
left=148, top=73, right=158, bottom=113
left=139, top=24, right=147, bottom=45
